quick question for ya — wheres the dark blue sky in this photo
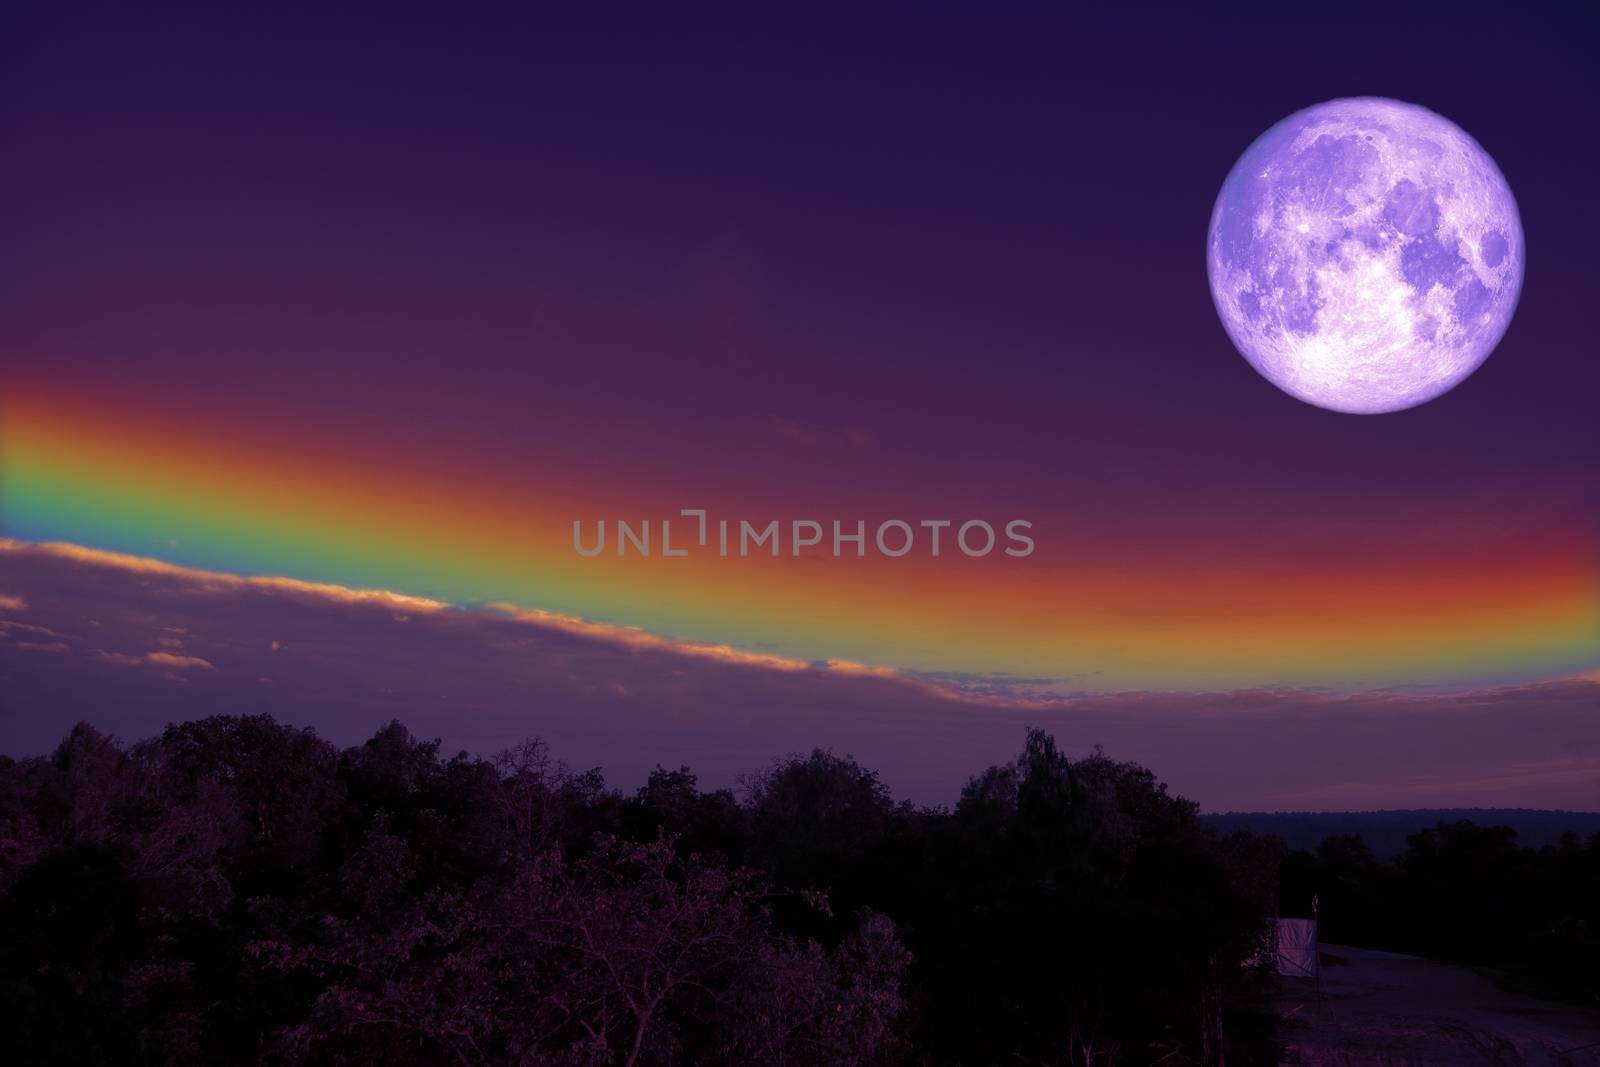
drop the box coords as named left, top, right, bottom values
left=4, top=1, right=1595, bottom=491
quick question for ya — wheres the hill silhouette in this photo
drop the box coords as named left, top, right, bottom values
left=1205, top=809, right=1600, bottom=859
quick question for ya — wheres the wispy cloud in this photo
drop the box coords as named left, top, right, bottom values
left=96, top=649, right=215, bottom=670
left=0, top=618, right=68, bottom=640
left=13, top=640, right=69, bottom=654
left=147, top=651, right=215, bottom=670
left=0, top=540, right=446, bottom=613
left=2, top=540, right=907, bottom=684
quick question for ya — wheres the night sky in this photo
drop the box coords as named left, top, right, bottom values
left=2, top=3, right=1596, bottom=808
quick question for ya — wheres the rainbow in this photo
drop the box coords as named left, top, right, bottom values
left=3, top=380, right=1596, bottom=692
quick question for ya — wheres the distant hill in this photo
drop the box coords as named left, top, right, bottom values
left=1202, top=809, right=1600, bottom=859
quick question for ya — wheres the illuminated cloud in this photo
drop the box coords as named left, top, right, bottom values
left=0, top=593, right=26, bottom=611
left=483, top=601, right=898, bottom=678
left=0, top=540, right=447, bottom=613
left=0, top=544, right=922, bottom=684
left=95, top=650, right=214, bottom=670
left=147, top=651, right=215, bottom=670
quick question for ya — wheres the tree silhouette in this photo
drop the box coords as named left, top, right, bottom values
left=8, top=715, right=1483, bottom=1063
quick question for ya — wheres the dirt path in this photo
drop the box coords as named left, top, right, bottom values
left=1277, top=944, right=1600, bottom=1066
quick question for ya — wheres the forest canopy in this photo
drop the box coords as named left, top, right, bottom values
left=1, top=715, right=1594, bottom=1065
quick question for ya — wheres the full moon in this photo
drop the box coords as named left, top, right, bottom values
left=1207, top=97, right=1523, bottom=414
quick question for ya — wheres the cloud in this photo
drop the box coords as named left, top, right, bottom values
left=0, top=540, right=446, bottom=613
left=0, top=619, right=67, bottom=639
left=484, top=601, right=897, bottom=678
left=95, top=650, right=215, bottom=670
left=0, top=593, right=26, bottom=611
left=2, top=538, right=1597, bottom=812
left=146, top=651, right=215, bottom=670
left=0, top=540, right=899, bottom=683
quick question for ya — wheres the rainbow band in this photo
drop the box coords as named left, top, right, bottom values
left=3, top=383, right=1596, bottom=692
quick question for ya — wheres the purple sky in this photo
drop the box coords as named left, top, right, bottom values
left=4, top=543, right=1597, bottom=812
left=2, top=3, right=1596, bottom=504
left=2, top=4, right=1597, bottom=811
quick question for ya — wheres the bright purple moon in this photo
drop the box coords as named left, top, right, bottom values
left=1207, top=97, right=1524, bottom=414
